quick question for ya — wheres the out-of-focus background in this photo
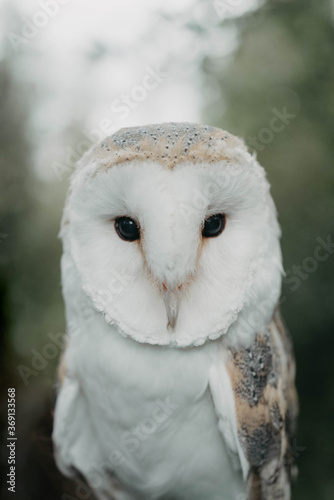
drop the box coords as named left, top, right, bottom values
left=0, top=0, right=333, bottom=498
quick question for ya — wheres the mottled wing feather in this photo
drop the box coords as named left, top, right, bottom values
left=225, top=309, right=298, bottom=499
left=273, top=310, right=299, bottom=441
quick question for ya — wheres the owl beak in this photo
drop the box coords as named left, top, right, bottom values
left=161, top=284, right=183, bottom=330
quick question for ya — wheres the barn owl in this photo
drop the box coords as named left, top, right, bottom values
left=53, top=122, right=298, bottom=500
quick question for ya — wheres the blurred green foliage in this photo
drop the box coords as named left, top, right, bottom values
left=203, top=0, right=334, bottom=498
left=0, top=55, right=67, bottom=500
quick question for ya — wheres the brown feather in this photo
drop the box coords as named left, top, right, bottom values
left=226, top=309, right=298, bottom=499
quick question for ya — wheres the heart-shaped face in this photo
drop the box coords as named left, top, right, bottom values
left=61, top=123, right=282, bottom=347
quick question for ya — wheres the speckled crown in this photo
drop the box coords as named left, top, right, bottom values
left=82, top=122, right=246, bottom=170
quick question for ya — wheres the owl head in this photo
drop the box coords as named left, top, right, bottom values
left=61, top=123, right=282, bottom=348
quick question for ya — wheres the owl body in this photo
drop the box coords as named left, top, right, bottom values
left=53, top=123, right=298, bottom=500
left=56, top=273, right=244, bottom=499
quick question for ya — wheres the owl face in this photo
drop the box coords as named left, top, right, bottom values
left=62, top=123, right=282, bottom=347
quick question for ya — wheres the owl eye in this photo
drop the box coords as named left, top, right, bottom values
left=202, top=214, right=226, bottom=238
left=115, top=216, right=140, bottom=242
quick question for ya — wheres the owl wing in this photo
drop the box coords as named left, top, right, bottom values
left=53, top=355, right=130, bottom=500
left=209, top=308, right=298, bottom=500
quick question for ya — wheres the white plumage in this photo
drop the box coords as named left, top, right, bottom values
left=53, top=123, right=298, bottom=500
